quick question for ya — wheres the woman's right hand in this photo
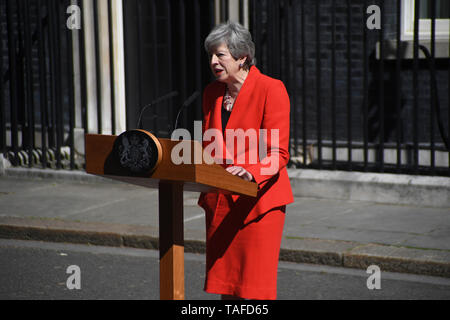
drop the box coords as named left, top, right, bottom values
left=226, top=166, right=254, bottom=182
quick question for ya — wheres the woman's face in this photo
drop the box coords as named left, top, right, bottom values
left=209, top=43, right=245, bottom=84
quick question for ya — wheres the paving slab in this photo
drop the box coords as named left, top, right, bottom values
left=0, top=170, right=449, bottom=278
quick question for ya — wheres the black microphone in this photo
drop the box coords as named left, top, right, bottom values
left=136, top=91, right=178, bottom=129
left=174, top=91, right=200, bottom=130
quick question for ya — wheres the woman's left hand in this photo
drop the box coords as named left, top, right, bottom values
left=226, top=166, right=254, bottom=182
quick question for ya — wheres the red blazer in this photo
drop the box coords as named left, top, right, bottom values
left=198, top=66, right=294, bottom=223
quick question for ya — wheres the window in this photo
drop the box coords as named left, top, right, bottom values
left=214, top=0, right=249, bottom=28
left=401, top=0, right=450, bottom=40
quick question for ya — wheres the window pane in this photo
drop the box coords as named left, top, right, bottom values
left=419, top=0, right=450, bottom=19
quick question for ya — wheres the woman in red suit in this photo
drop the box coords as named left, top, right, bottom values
left=198, top=21, right=294, bottom=300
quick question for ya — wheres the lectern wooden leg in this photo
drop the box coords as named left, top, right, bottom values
left=158, top=181, right=184, bottom=300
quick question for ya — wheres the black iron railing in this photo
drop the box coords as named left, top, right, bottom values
left=1, top=0, right=81, bottom=169
left=249, top=0, right=449, bottom=176
left=1, top=0, right=449, bottom=177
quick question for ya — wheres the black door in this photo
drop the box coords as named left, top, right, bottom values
left=123, top=0, right=215, bottom=138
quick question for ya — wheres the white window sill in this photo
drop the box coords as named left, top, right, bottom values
left=376, top=39, right=449, bottom=60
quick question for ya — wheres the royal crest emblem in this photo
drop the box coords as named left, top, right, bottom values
left=113, top=130, right=161, bottom=175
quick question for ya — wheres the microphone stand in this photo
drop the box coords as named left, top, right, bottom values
left=173, top=91, right=200, bottom=131
left=136, top=91, right=179, bottom=129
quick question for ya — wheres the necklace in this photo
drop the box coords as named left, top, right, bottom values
left=223, top=87, right=234, bottom=112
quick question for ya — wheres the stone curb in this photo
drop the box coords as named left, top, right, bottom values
left=287, top=169, right=450, bottom=208
left=3, top=167, right=450, bottom=207
left=2, top=167, right=116, bottom=184
left=1, top=217, right=449, bottom=279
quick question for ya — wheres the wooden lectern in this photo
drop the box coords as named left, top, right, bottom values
left=85, top=130, right=257, bottom=300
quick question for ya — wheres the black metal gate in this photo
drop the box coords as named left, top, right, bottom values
left=248, top=0, right=449, bottom=176
left=1, top=0, right=78, bottom=169
left=1, top=0, right=449, bottom=177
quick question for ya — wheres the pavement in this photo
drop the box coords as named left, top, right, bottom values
left=0, top=167, right=449, bottom=279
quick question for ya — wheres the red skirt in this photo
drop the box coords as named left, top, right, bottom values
left=203, top=193, right=286, bottom=300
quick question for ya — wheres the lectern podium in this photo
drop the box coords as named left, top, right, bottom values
left=85, top=130, right=257, bottom=300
